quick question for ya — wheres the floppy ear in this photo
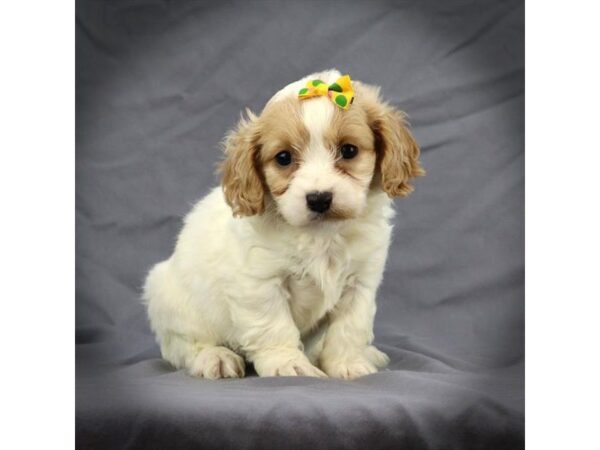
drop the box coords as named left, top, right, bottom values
left=219, top=110, right=266, bottom=217
left=357, top=84, right=425, bottom=197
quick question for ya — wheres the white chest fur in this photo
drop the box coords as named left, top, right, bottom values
left=285, top=230, right=353, bottom=334
left=234, top=191, right=394, bottom=335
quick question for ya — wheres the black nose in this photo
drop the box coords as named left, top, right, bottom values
left=306, top=191, right=333, bottom=213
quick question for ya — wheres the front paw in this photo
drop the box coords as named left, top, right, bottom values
left=322, top=346, right=389, bottom=379
left=321, top=354, right=379, bottom=380
left=363, top=345, right=390, bottom=368
left=253, top=349, right=327, bottom=378
left=188, top=346, right=246, bottom=379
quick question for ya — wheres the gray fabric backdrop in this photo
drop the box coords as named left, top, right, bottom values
left=76, top=1, right=524, bottom=448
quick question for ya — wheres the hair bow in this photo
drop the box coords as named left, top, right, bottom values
left=298, top=74, right=355, bottom=110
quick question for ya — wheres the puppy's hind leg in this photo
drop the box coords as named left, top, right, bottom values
left=159, top=333, right=245, bottom=380
left=144, top=261, right=245, bottom=379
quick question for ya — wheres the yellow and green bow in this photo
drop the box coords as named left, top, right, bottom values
left=298, top=74, right=355, bottom=110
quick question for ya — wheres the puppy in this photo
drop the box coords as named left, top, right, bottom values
left=143, top=69, right=424, bottom=379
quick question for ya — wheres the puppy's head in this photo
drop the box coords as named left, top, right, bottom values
left=220, top=70, right=424, bottom=226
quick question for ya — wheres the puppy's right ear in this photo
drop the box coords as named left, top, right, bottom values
left=219, top=109, right=266, bottom=217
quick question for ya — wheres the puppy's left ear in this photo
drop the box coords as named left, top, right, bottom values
left=357, top=83, right=425, bottom=197
left=219, top=109, right=266, bottom=217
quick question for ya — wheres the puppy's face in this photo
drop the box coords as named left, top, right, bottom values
left=220, top=74, right=424, bottom=226
left=255, top=96, right=377, bottom=226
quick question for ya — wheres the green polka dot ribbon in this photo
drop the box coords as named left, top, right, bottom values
left=298, top=74, right=355, bottom=110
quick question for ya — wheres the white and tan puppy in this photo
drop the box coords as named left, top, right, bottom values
left=143, top=69, right=424, bottom=379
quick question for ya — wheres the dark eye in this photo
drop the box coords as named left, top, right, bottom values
left=340, top=144, right=358, bottom=159
left=275, top=150, right=292, bottom=166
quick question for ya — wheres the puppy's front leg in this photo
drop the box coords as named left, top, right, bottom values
left=230, top=279, right=327, bottom=378
left=319, top=274, right=390, bottom=380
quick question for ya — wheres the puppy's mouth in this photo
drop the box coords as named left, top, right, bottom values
left=309, top=207, right=354, bottom=222
left=309, top=212, right=325, bottom=222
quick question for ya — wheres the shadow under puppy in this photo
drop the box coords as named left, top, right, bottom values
left=143, top=70, right=424, bottom=379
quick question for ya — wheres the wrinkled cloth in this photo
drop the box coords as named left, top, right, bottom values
left=76, top=1, right=524, bottom=449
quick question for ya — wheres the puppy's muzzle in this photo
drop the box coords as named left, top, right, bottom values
left=306, top=191, right=333, bottom=213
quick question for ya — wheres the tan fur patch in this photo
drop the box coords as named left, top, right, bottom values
left=323, top=101, right=378, bottom=188
left=257, top=98, right=310, bottom=197
left=220, top=110, right=266, bottom=217
left=327, top=205, right=356, bottom=221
